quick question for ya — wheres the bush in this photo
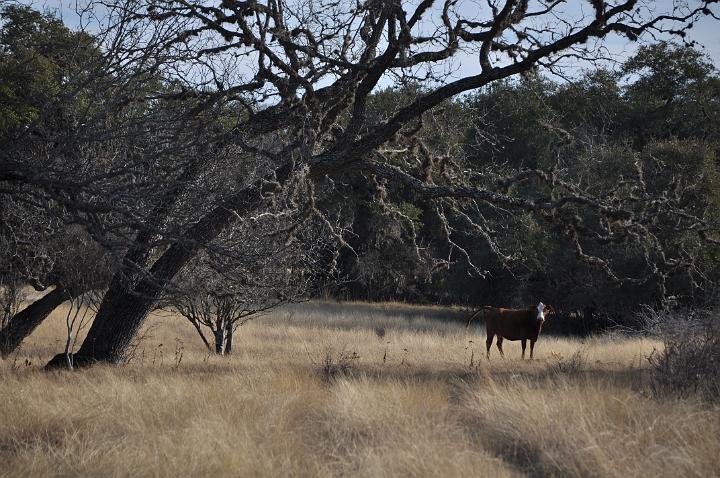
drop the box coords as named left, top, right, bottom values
left=548, top=350, right=587, bottom=376
left=645, top=309, right=720, bottom=402
left=319, top=348, right=361, bottom=382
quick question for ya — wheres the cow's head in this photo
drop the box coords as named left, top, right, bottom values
left=536, top=302, right=553, bottom=322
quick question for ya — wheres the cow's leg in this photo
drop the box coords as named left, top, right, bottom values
left=486, top=333, right=494, bottom=359
left=496, top=336, right=505, bottom=358
left=530, top=340, right=536, bottom=359
left=521, top=339, right=527, bottom=359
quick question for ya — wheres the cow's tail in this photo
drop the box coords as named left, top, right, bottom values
left=465, top=308, right=485, bottom=329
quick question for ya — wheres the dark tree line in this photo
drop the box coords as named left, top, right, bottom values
left=1, top=0, right=718, bottom=366
left=330, top=42, right=720, bottom=330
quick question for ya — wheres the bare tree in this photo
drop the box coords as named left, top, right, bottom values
left=175, top=290, right=243, bottom=354
left=62, top=291, right=102, bottom=369
left=166, top=207, right=332, bottom=354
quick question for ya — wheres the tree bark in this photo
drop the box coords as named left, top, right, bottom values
left=45, top=253, right=188, bottom=368
left=224, top=324, right=233, bottom=355
left=0, top=287, right=68, bottom=358
left=214, top=326, right=225, bottom=355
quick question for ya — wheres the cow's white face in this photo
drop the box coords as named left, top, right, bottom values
left=536, top=302, right=546, bottom=322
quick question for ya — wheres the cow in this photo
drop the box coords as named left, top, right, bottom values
left=465, top=302, right=553, bottom=359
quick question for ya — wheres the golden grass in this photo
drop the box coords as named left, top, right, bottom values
left=0, top=302, right=717, bottom=477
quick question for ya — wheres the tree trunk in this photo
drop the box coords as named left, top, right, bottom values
left=45, top=160, right=212, bottom=369
left=0, top=287, right=68, bottom=358
left=45, top=160, right=285, bottom=368
left=189, top=318, right=212, bottom=351
left=224, top=324, right=233, bottom=355
left=214, top=326, right=225, bottom=355
left=45, top=248, right=189, bottom=368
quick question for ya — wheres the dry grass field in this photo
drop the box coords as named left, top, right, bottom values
left=1, top=301, right=718, bottom=477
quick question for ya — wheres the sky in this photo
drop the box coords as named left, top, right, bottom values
left=16, top=0, right=720, bottom=76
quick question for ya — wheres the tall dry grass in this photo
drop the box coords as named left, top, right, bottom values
left=0, top=301, right=717, bottom=477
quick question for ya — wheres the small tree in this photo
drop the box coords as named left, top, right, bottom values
left=166, top=208, right=331, bottom=355
left=174, top=288, right=247, bottom=355
left=170, top=255, right=312, bottom=356
left=62, top=291, right=101, bottom=369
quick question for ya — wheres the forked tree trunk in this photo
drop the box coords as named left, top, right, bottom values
left=0, top=287, right=69, bottom=358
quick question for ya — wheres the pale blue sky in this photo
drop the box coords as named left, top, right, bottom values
left=20, top=0, right=720, bottom=72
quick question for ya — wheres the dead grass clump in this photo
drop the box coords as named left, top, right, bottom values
left=318, top=348, right=361, bottom=382
left=645, top=308, right=720, bottom=402
left=547, top=349, right=587, bottom=376
left=0, top=364, right=329, bottom=478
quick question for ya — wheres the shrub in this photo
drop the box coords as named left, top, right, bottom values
left=645, top=308, right=720, bottom=402
left=548, top=350, right=587, bottom=376
left=319, top=348, right=361, bottom=382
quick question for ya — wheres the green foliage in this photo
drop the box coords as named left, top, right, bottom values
left=394, top=202, right=422, bottom=225
left=622, top=42, right=720, bottom=144
left=332, top=42, right=720, bottom=324
left=464, top=76, right=560, bottom=170
left=0, top=5, right=97, bottom=136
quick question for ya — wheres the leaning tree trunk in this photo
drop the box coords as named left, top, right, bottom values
left=44, top=237, right=162, bottom=368
left=45, top=242, right=194, bottom=367
left=45, top=178, right=269, bottom=368
left=44, top=159, right=226, bottom=368
left=0, top=287, right=69, bottom=358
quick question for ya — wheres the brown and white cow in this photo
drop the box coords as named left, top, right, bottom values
left=466, top=303, right=553, bottom=359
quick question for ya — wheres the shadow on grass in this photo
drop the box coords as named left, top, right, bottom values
left=272, top=301, right=471, bottom=335
left=310, top=360, right=648, bottom=477
left=311, top=358, right=649, bottom=392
